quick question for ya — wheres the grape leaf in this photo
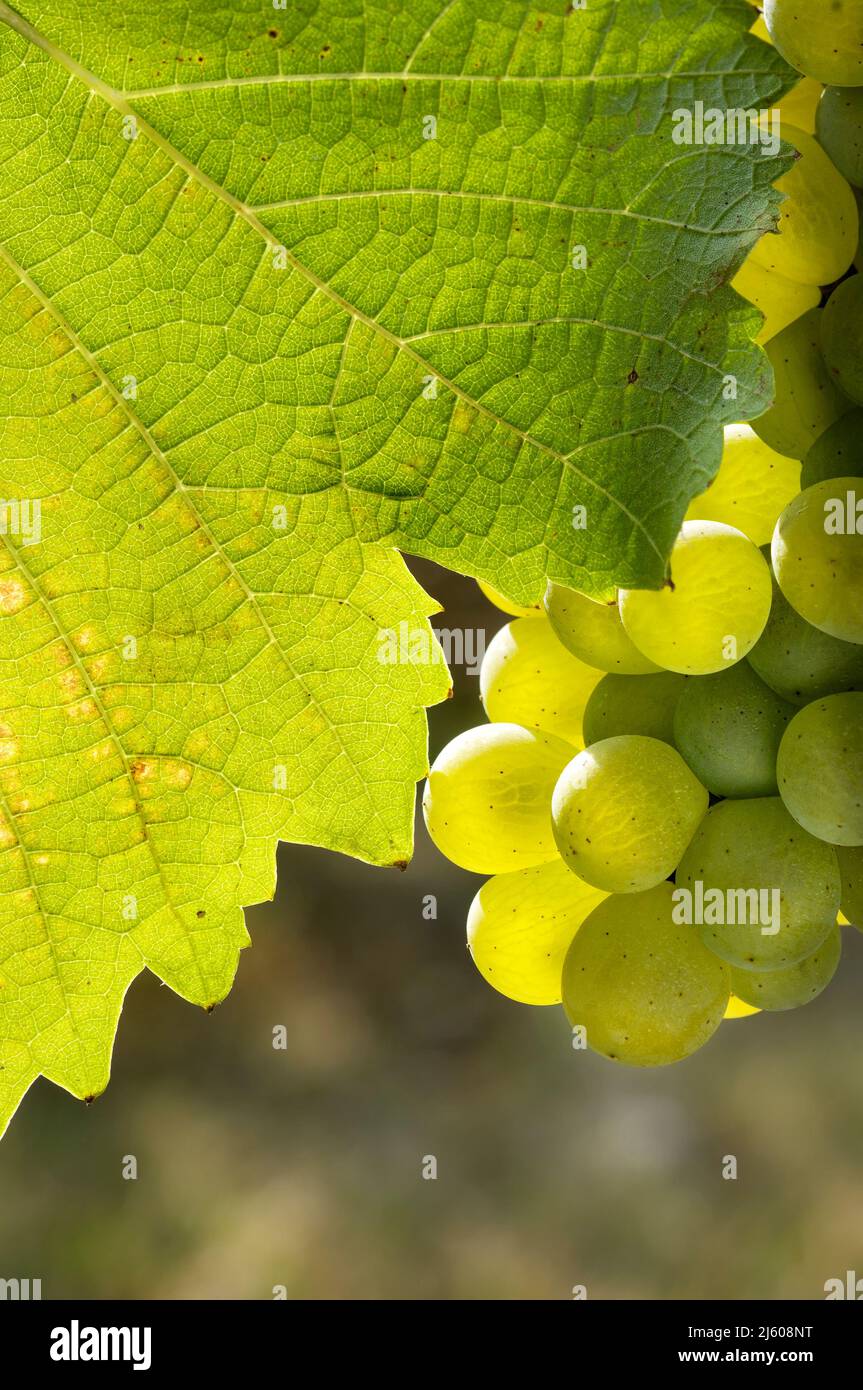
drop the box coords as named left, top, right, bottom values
left=0, top=0, right=792, bottom=1134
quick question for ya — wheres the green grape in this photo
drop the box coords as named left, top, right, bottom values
left=675, top=798, right=841, bottom=970
left=753, top=310, right=854, bottom=459
left=817, top=86, right=863, bottom=186
left=729, top=926, right=841, bottom=1010
left=673, top=662, right=796, bottom=798
left=466, top=859, right=607, bottom=1006
left=732, top=254, right=820, bottom=344
left=619, top=521, right=773, bottom=675
left=747, top=562, right=863, bottom=703
left=582, top=672, right=686, bottom=747
left=725, top=994, right=761, bottom=1019
left=801, top=411, right=863, bottom=487
left=822, top=277, right=863, bottom=404
left=477, top=578, right=539, bottom=618
left=551, top=735, right=708, bottom=893
left=544, top=583, right=659, bottom=674
left=772, top=477, right=863, bottom=643
left=777, top=693, right=863, bottom=844
left=750, top=127, right=858, bottom=286
left=765, top=0, right=863, bottom=86
left=685, top=424, right=801, bottom=545
left=423, top=723, right=574, bottom=874
left=561, top=882, right=730, bottom=1067
left=778, top=77, right=824, bottom=134
left=480, top=614, right=602, bottom=747
left=836, top=845, right=863, bottom=924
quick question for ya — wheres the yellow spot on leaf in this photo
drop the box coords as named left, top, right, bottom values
left=66, top=697, right=98, bottom=723
left=451, top=401, right=476, bottom=434
left=0, top=579, right=28, bottom=615
left=73, top=626, right=99, bottom=652
left=130, top=758, right=156, bottom=782
left=88, top=738, right=116, bottom=763
left=58, top=669, right=86, bottom=698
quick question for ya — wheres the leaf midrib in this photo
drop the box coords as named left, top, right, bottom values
left=118, top=69, right=778, bottom=99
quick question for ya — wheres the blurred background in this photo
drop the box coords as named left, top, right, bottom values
left=1, top=562, right=862, bottom=1301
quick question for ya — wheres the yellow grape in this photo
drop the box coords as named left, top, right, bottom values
left=423, top=723, right=574, bottom=874
left=619, top=521, right=773, bottom=675
left=753, top=309, right=854, bottom=460
left=750, top=125, right=858, bottom=285
left=729, top=928, right=842, bottom=1011
left=778, top=78, right=822, bottom=133
left=772, top=478, right=863, bottom=643
left=750, top=13, right=771, bottom=42
left=676, top=797, right=840, bottom=970
left=480, top=614, right=602, bottom=747
left=777, top=693, right=863, bottom=845
left=732, top=254, right=820, bottom=343
left=685, top=424, right=801, bottom=546
left=467, top=859, right=607, bottom=1005
left=476, top=579, right=539, bottom=618
left=551, top=735, right=708, bottom=893
left=561, top=883, right=730, bottom=1067
left=725, top=996, right=762, bottom=1019
left=544, top=583, right=660, bottom=674
left=765, top=0, right=863, bottom=86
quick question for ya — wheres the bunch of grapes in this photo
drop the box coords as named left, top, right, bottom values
left=422, top=1, right=863, bottom=1068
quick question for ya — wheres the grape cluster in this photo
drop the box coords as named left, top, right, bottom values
left=423, top=4, right=863, bottom=1067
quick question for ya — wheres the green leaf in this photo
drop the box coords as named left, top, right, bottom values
left=0, top=0, right=792, bottom=1133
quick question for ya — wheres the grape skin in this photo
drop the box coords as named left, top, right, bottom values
left=583, top=671, right=686, bottom=748
left=765, top=0, right=863, bottom=86
left=676, top=798, right=841, bottom=971
left=551, top=735, right=708, bottom=894
left=685, top=423, right=800, bottom=545
left=777, top=693, right=863, bottom=845
left=467, top=859, right=607, bottom=1006
left=673, top=662, right=796, bottom=798
left=732, top=256, right=820, bottom=344
left=477, top=579, right=539, bottom=618
left=544, top=583, right=659, bottom=674
left=750, top=127, right=858, bottom=286
left=725, top=995, right=761, bottom=1020
left=729, top=927, right=842, bottom=1010
left=821, top=277, right=863, bottom=405
left=778, top=78, right=824, bottom=133
left=619, top=521, right=773, bottom=675
left=561, top=882, right=730, bottom=1067
left=772, top=477, right=863, bottom=644
left=480, top=615, right=602, bottom=747
left=801, top=411, right=863, bottom=488
left=747, top=561, right=863, bottom=704
left=817, top=86, right=863, bottom=187
left=753, top=310, right=854, bottom=460
left=423, top=723, right=575, bottom=874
